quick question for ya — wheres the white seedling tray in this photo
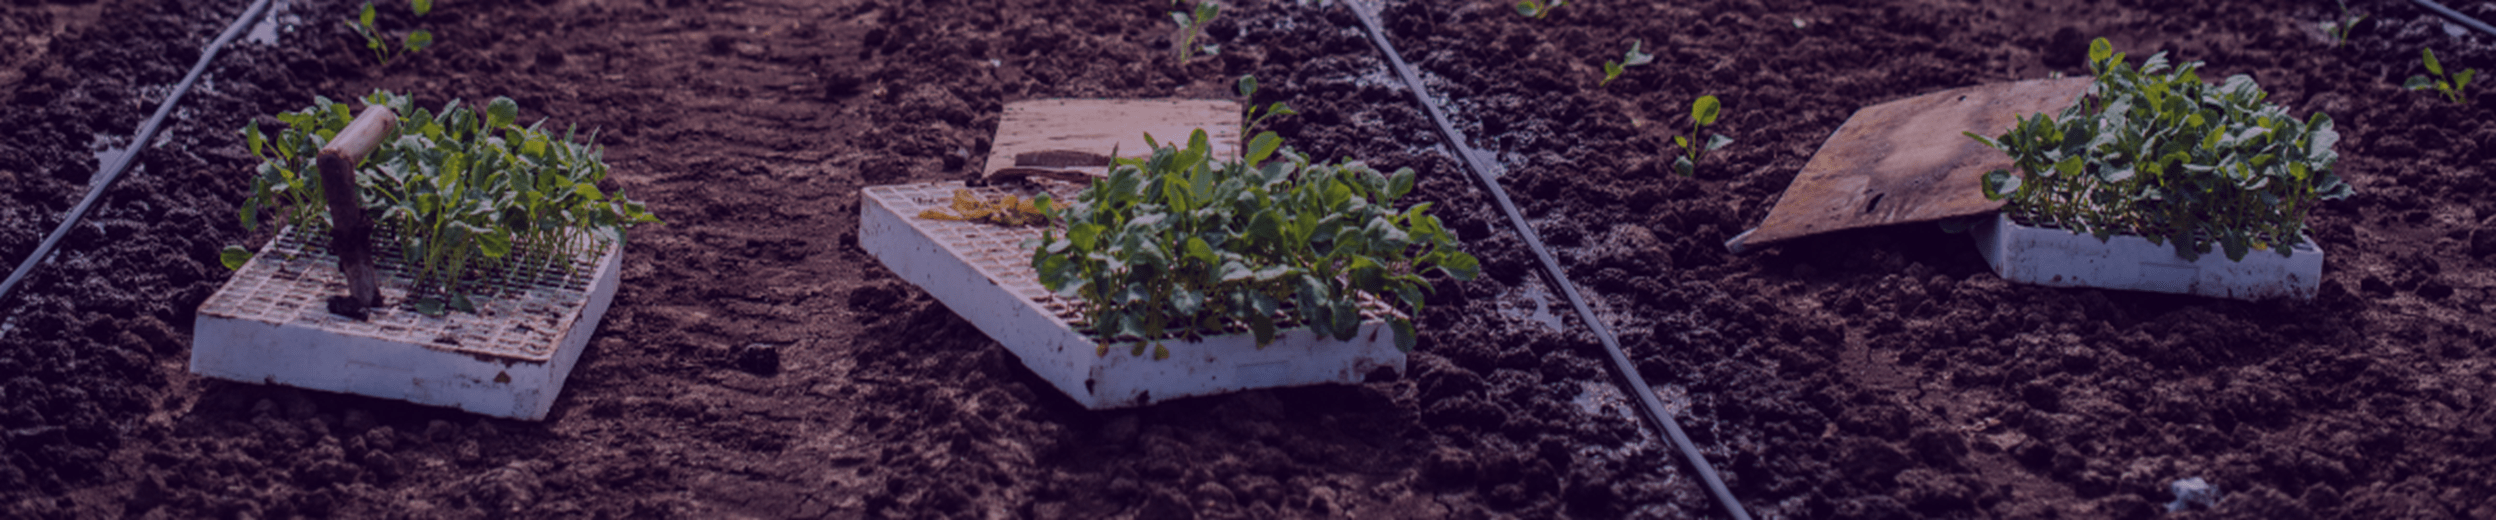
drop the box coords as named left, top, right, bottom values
left=860, top=181, right=1406, bottom=409
left=191, top=226, right=621, bottom=420
left=1972, top=212, right=2322, bottom=300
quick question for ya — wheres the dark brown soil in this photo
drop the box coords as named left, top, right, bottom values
left=3, top=0, right=2492, bottom=518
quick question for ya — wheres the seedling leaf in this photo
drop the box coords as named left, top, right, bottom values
left=220, top=245, right=253, bottom=270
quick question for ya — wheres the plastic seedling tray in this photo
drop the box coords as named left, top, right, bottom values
left=191, top=225, right=622, bottom=420
left=1971, top=212, right=2322, bottom=300
left=860, top=181, right=1406, bottom=409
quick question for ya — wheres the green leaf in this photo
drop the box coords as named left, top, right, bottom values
left=1601, top=62, right=1623, bottom=86
left=1385, top=167, right=1415, bottom=202
left=1249, top=315, right=1277, bottom=347
left=244, top=119, right=267, bottom=158
left=219, top=245, right=254, bottom=270
left=1247, top=131, right=1281, bottom=165
left=1691, top=95, right=1722, bottom=126
left=1514, top=1, right=1540, bottom=18
left=1237, top=74, right=1258, bottom=98
left=476, top=228, right=513, bottom=258
left=2423, top=47, right=2444, bottom=76
left=414, top=297, right=446, bottom=316
left=405, top=30, right=433, bottom=52
left=411, top=0, right=432, bottom=16
left=1672, top=155, right=1694, bottom=177
left=1185, top=236, right=1217, bottom=265
left=360, top=2, right=377, bottom=28
left=1391, top=318, right=1417, bottom=353
left=1706, top=133, right=1734, bottom=151
left=486, top=97, right=518, bottom=130
left=2088, top=37, right=2112, bottom=66
left=1435, top=251, right=1481, bottom=280
left=1622, top=39, right=1654, bottom=66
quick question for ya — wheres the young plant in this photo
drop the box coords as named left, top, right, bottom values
left=1028, top=129, right=1479, bottom=359
left=2405, top=47, right=2475, bottom=105
left=1672, top=95, right=1732, bottom=176
left=1514, top=0, right=1564, bottom=19
left=227, top=90, right=664, bottom=315
left=2317, top=0, right=2364, bottom=49
left=1171, top=1, right=1220, bottom=63
left=1234, top=74, right=1298, bottom=158
left=1967, top=38, right=2355, bottom=262
left=348, top=0, right=435, bottom=66
left=1601, top=39, right=1654, bottom=86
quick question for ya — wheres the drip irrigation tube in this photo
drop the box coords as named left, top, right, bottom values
left=2414, top=0, right=2496, bottom=37
left=1343, top=3, right=1755, bottom=519
left=0, top=0, right=276, bottom=305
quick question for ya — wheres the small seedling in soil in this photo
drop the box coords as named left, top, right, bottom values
left=1514, top=0, right=1564, bottom=19
left=1967, top=38, right=2354, bottom=261
left=2317, top=0, right=2364, bottom=49
left=1672, top=95, right=1732, bottom=177
left=227, top=90, right=663, bottom=315
left=1601, top=39, right=1654, bottom=86
left=2405, top=47, right=2475, bottom=105
left=919, top=189, right=1048, bottom=226
left=1028, top=129, right=1479, bottom=358
left=349, top=0, right=435, bottom=66
left=1235, top=74, right=1298, bottom=158
left=1170, top=1, right=1219, bottom=63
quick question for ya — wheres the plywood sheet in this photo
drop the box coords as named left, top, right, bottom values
left=1738, top=78, right=2091, bottom=250
left=980, top=99, right=1242, bottom=183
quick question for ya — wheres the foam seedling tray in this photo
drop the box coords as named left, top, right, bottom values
left=191, top=225, right=621, bottom=420
left=859, top=181, right=1406, bottom=409
left=1972, top=212, right=2323, bottom=300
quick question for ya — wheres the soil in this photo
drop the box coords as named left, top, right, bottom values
left=3, top=0, right=2492, bottom=518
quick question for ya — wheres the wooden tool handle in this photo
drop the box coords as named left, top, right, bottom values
left=318, top=105, right=398, bottom=318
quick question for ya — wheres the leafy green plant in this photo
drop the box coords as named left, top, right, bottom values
left=1671, top=95, right=1732, bottom=176
left=1170, top=1, right=1219, bottom=63
left=1027, top=129, right=1479, bottom=359
left=1234, top=74, right=1297, bottom=157
left=1514, top=0, right=1564, bottom=19
left=2317, top=0, right=2364, bottom=49
left=2404, top=47, right=2475, bottom=105
left=1602, top=39, right=1654, bottom=86
left=1966, top=38, right=2354, bottom=262
left=348, top=0, right=435, bottom=66
left=226, top=90, right=663, bottom=315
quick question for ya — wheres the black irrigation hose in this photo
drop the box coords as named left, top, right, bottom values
left=1343, top=4, right=1755, bottom=519
left=0, top=0, right=275, bottom=306
left=2414, top=0, right=2496, bottom=37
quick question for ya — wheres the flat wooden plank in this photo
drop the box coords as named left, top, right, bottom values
left=1738, top=78, right=2092, bottom=249
left=981, top=99, right=1242, bottom=184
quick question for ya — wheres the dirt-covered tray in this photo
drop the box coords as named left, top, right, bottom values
left=190, top=225, right=622, bottom=420
left=859, top=181, right=1405, bottom=409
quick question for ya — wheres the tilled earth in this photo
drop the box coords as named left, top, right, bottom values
left=3, top=0, right=2492, bottom=518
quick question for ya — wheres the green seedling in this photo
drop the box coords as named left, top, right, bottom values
left=1028, top=129, right=1479, bottom=358
left=1671, top=95, right=1732, bottom=177
left=1234, top=74, right=1298, bottom=159
left=227, top=90, right=663, bottom=314
left=1171, top=1, right=1220, bottom=63
left=1601, top=39, right=1654, bottom=86
left=1514, top=0, right=1564, bottom=19
left=1967, top=38, right=2354, bottom=262
left=2405, top=47, right=2475, bottom=105
left=2317, top=0, right=2364, bottom=49
left=348, top=0, right=435, bottom=66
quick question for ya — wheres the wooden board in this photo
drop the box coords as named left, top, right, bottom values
left=1733, top=78, right=2092, bottom=251
left=980, top=99, right=1242, bottom=184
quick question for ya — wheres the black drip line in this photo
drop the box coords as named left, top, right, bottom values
left=1341, top=2, right=1755, bottom=519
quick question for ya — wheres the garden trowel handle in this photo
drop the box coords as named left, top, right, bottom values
left=317, top=105, right=398, bottom=318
